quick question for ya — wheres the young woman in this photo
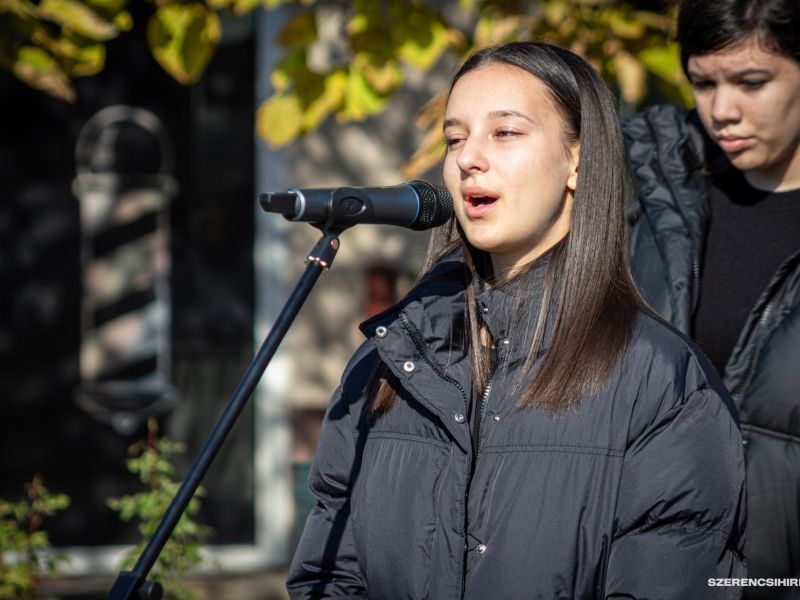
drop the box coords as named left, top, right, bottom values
left=288, top=42, right=745, bottom=599
left=625, top=0, right=800, bottom=594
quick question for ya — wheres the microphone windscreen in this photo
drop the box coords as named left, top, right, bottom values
left=410, top=180, right=453, bottom=230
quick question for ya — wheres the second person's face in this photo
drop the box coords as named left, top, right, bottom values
left=443, top=62, right=579, bottom=277
left=688, top=35, right=800, bottom=191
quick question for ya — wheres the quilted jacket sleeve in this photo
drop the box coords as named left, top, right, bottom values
left=286, top=345, right=378, bottom=599
left=604, top=355, right=746, bottom=600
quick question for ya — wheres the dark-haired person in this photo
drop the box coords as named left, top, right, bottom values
left=624, top=0, right=800, bottom=595
left=287, top=41, right=745, bottom=599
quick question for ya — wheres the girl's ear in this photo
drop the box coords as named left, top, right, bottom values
left=567, top=143, right=580, bottom=192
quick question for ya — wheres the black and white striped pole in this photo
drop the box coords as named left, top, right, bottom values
left=73, top=105, right=178, bottom=435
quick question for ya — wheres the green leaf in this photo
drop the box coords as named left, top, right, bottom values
left=257, top=92, right=304, bottom=147
left=54, top=34, right=106, bottom=76
left=276, top=10, right=316, bottom=48
left=355, top=53, right=402, bottom=94
left=473, top=11, right=525, bottom=47
left=605, top=8, right=645, bottom=39
left=0, top=0, right=39, bottom=19
left=638, top=42, right=682, bottom=84
left=260, top=0, right=296, bottom=9
left=339, top=64, right=388, bottom=121
left=85, top=0, right=128, bottom=15
left=111, top=10, right=133, bottom=32
left=147, top=2, right=221, bottom=85
left=394, top=12, right=451, bottom=70
left=13, top=45, right=75, bottom=101
left=38, top=0, right=120, bottom=41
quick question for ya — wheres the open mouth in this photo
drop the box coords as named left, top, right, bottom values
left=463, top=191, right=499, bottom=218
left=467, top=194, right=498, bottom=206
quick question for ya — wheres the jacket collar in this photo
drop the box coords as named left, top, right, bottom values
left=360, top=250, right=553, bottom=366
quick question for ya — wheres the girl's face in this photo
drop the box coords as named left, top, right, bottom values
left=688, top=35, right=800, bottom=191
left=443, top=63, right=579, bottom=277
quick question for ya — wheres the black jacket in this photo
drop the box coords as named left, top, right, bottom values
left=624, top=104, right=800, bottom=596
left=287, top=256, right=746, bottom=599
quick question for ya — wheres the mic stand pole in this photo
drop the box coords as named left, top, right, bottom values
left=106, top=228, right=343, bottom=600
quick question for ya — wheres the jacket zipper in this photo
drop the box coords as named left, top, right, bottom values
left=463, top=342, right=504, bottom=598
left=732, top=302, right=773, bottom=406
left=397, top=311, right=469, bottom=407
left=472, top=346, right=499, bottom=459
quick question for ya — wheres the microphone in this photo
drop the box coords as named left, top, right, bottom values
left=259, top=180, right=453, bottom=231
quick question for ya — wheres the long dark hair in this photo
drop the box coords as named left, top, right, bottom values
left=373, top=42, right=644, bottom=414
left=678, top=0, right=800, bottom=71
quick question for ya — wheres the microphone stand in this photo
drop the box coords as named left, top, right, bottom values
left=106, top=228, right=343, bottom=599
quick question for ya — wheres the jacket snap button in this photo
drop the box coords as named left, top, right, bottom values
left=403, top=361, right=415, bottom=373
left=454, top=412, right=465, bottom=423
left=501, top=338, right=510, bottom=345
left=375, top=325, right=388, bottom=338
left=477, top=544, right=486, bottom=554
left=493, top=414, right=500, bottom=422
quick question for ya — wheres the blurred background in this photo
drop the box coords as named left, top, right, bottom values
left=0, top=0, right=688, bottom=597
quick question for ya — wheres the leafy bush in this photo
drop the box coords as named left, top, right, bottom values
left=108, top=418, right=213, bottom=600
left=0, top=474, right=70, bottom=600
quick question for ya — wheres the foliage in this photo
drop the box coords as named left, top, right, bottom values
left=0, top=474, right=70, bottom=600
left=401, top=0, right=694, bottom=176
left=107, top=418, right=213, bottom=600
left=0, top=0, right=692, bottom=175
left=0, top=0, right=134, bottom=101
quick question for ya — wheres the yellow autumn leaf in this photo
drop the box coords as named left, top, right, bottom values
left=0, top=0, right=37, bottom=19
left=395, top=15, right=451, bottom=70
left=276, top=10, right=316, bottom=48
left=260, top=0, right=294, bottom=9
left=38, top=0, right=119, bottom=41
left=474, top=11, right=526, bottom=48
left=13, top=45, right=75, bottom=101
left=638, top=42, right=683, bottom=84
left=256, top=92, right=303, bottom=148
left=271, top=67, right=291, bottom=92
left=147, top=3, right=220, bottom=85
left=54, top=34, right=106, bottom=76
left=111, top=10, right=132, bottom=32
left=339, top=65, right=388, bottom=121
left=85, top=0, right=127, bottom=15
left=355, top=53, right=402, bottom=94
left=605, top=8, right=645, bottom=39
left=302, top=69, right=347, bottom=130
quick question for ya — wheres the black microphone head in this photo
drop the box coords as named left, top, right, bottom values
left=409, top=180, right=453, bottom=231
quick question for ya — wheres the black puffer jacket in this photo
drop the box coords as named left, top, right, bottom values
left=287, top=256, right=745, bottom=599
left=624, top=104, right=800, bottom=597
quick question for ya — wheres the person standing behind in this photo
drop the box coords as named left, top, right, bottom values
left=625, top=0, right=800, bottom=597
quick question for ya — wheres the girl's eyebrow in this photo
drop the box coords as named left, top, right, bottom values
left=443, top=110, right=534, bottom=130
left=488, top=109, right=534, bottom=123
left=688, top=66, right=774, bottom=80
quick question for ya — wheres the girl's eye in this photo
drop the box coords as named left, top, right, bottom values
left=495, top=128, right=519, bottom=138
left=444, top=136, right=464, bottom=149
left=741, top=80, right=766, bottom=90
left=691, top=80, right=714, bottom=91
